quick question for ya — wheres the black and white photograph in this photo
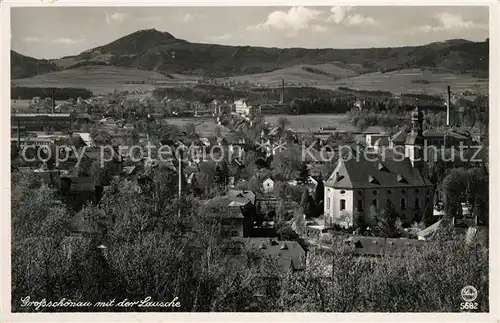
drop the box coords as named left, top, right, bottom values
left=2, top=1, right=497, bottom=319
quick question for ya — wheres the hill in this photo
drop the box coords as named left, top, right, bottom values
left=11, top=65, right=169, bottom=95
left=11, top=51, right=59, bottom=79
left=11, top=29, right=489, bottom=80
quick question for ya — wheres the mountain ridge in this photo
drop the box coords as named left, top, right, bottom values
left=11, top=29, right=489, bottom=80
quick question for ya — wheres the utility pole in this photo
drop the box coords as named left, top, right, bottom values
left=51, top=88, right=56, bottom=114
left=178, top=147, right=183, bottom=218
left=446, top=86, right=451, bottom=127
left=17, top=120, right=21, bottom=149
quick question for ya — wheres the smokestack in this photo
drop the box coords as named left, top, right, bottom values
left=446, top=86, right=451, bottom=127
left=52, top=88, right=56, bottom=114
left=280, top=79, right=285, bottom=104
left=17, top=120, right=21, bottom=149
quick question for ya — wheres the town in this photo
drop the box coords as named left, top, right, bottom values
left=9, top=6, right=490, bottom=313
left=11, top=78, right=489, bottom=311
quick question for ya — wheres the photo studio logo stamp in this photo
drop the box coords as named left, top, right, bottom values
left=460, top=285, right=478, bottom=311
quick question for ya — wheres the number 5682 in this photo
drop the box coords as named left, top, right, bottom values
left=460, top=302, right=478, bottom=310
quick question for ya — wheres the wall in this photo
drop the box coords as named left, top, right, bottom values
left=325, top=185, right=434, bottom=227
left=324, top=186, right=354, bottom=228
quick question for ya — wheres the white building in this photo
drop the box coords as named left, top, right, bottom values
left=263, top=177, right=274, bottom=193
left=324, top=106, right=434, bottom=227
left=234, top=99, right=257, bottom=116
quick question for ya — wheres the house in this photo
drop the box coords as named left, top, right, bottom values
left=324, top=156, right=433, bottom=227
left=74, top=132, right=93, bottom=147
left=229, top=237, right=306, bottom=272
left=343, top=236, right=425, bottom=257
left=234, top=99, right=258, bottom=116
left=366, top=134, right=389, bottom=150
left=325, top=107, right=433, bottom=228
left=204, top=190, right=256, bottom=237
left=389, top=131, right=407, bottom=149
left=263, top=177, right=275, bottom=193
left=417, top=217, right=486, bottom=242
left=60, top=176, right=103, bottom=211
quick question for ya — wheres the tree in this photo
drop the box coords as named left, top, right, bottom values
left=374, top=200, right=400, bottom=238
left=299, top=191, right=316, bottom=219
left=184, top=123, right=197, bottom=136
left=215, top=161, right=230, bottom=190
left=356, top=118, right=369, bottom=132
left=214, top=125, right=222, bottom=138
left=298, top=163, right=310, bottom=184
left=353, top=209, right=368, bottom=234
left=441, top=168, right=468, bottom=219
left=314, top=176, right=324, bottom=205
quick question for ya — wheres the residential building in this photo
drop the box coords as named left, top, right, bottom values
left=229, top=237, right=306, bottom=272
left=11, top=113, right=72, bottom=132
left=234, top=99, right=258, bottom=116
left=205, top=190, right=256, bottom=238
left=263, top=177, right=274, bottom=193
left=324, top=107, right=433, bottom=227
left=258, top=104, right=286, bottom=115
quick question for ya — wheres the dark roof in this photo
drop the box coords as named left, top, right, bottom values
left=62, top=176, right=96, bottom=191
left=231, top=237, right=306, bottom=271
left=228, top=190, right=256, bottom=205
left=404, top=132, right=425, bottom=145
left=325, top=156, right=431, bottom=189
left=344, top=236, right=424, bottom=256
left=391, top=131, right=407, bottom=144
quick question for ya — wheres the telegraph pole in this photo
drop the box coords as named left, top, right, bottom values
left=178, top=147, right=183, bottom=218
left=446, top=86, right=451, bottom=127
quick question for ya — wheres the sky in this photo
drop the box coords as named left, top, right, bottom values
left=10, top=6, right=489, bottom=59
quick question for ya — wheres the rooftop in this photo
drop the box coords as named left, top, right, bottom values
left=325, top=156, right=432, bottom=189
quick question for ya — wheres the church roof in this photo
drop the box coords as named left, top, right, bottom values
left=325, top=156, right=431, bottom=189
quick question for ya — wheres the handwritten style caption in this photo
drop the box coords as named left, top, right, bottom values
left=20, top=296, right=181, bottom=311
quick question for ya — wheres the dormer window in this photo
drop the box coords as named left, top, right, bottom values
left=368, top=175, right=379, bottom=184
left=378, top=162, right=389, bottom=172
left=397, top=174, right=408, bottom=184
left=336, top=173, right=345, bottom=182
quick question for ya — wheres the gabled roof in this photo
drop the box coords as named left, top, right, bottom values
left=390, top=131, right=407, bottom=144
left=374, top=137, right=390, bottom=146
left=231, top=237, right=306, bottom=271
left=344, top=236, right=424, bottom=256
left=325, top=156, right=430, bottom=189
left=228, top=190, right=256, bottom=205
left=62, top=176, right=96, bottom=192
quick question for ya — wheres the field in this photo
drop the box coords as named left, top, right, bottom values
left=231, top=67, right=488, bottom=96
left=11, top=66, right=169, bottom=95
left=264, top=114, right=354, bottom=133
left=12, top=63, right=489, bottom=98
left=328, top=68, right=489, bottom=96
left=166, top=114, right=363, bottom=135
left=225, top=63, right=360, bottom=87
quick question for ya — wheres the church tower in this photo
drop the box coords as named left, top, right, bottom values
left=404, top=105, right=426, bottom=174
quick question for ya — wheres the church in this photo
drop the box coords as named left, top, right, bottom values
left=324, top=106, right=434, bottom=227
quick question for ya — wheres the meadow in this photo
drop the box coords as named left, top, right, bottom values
left=11, top=64, right=489, bottom=97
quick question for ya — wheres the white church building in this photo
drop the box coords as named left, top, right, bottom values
left=324, top=106, right=434, bottom=227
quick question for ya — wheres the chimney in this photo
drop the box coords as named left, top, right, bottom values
left=52, top=88, right=56, bottom=114
left=280, top=79, right=285, bottom=104
left=17, top=120, right=21, bottom=149
left=446, top=86, right=451, bottom=127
